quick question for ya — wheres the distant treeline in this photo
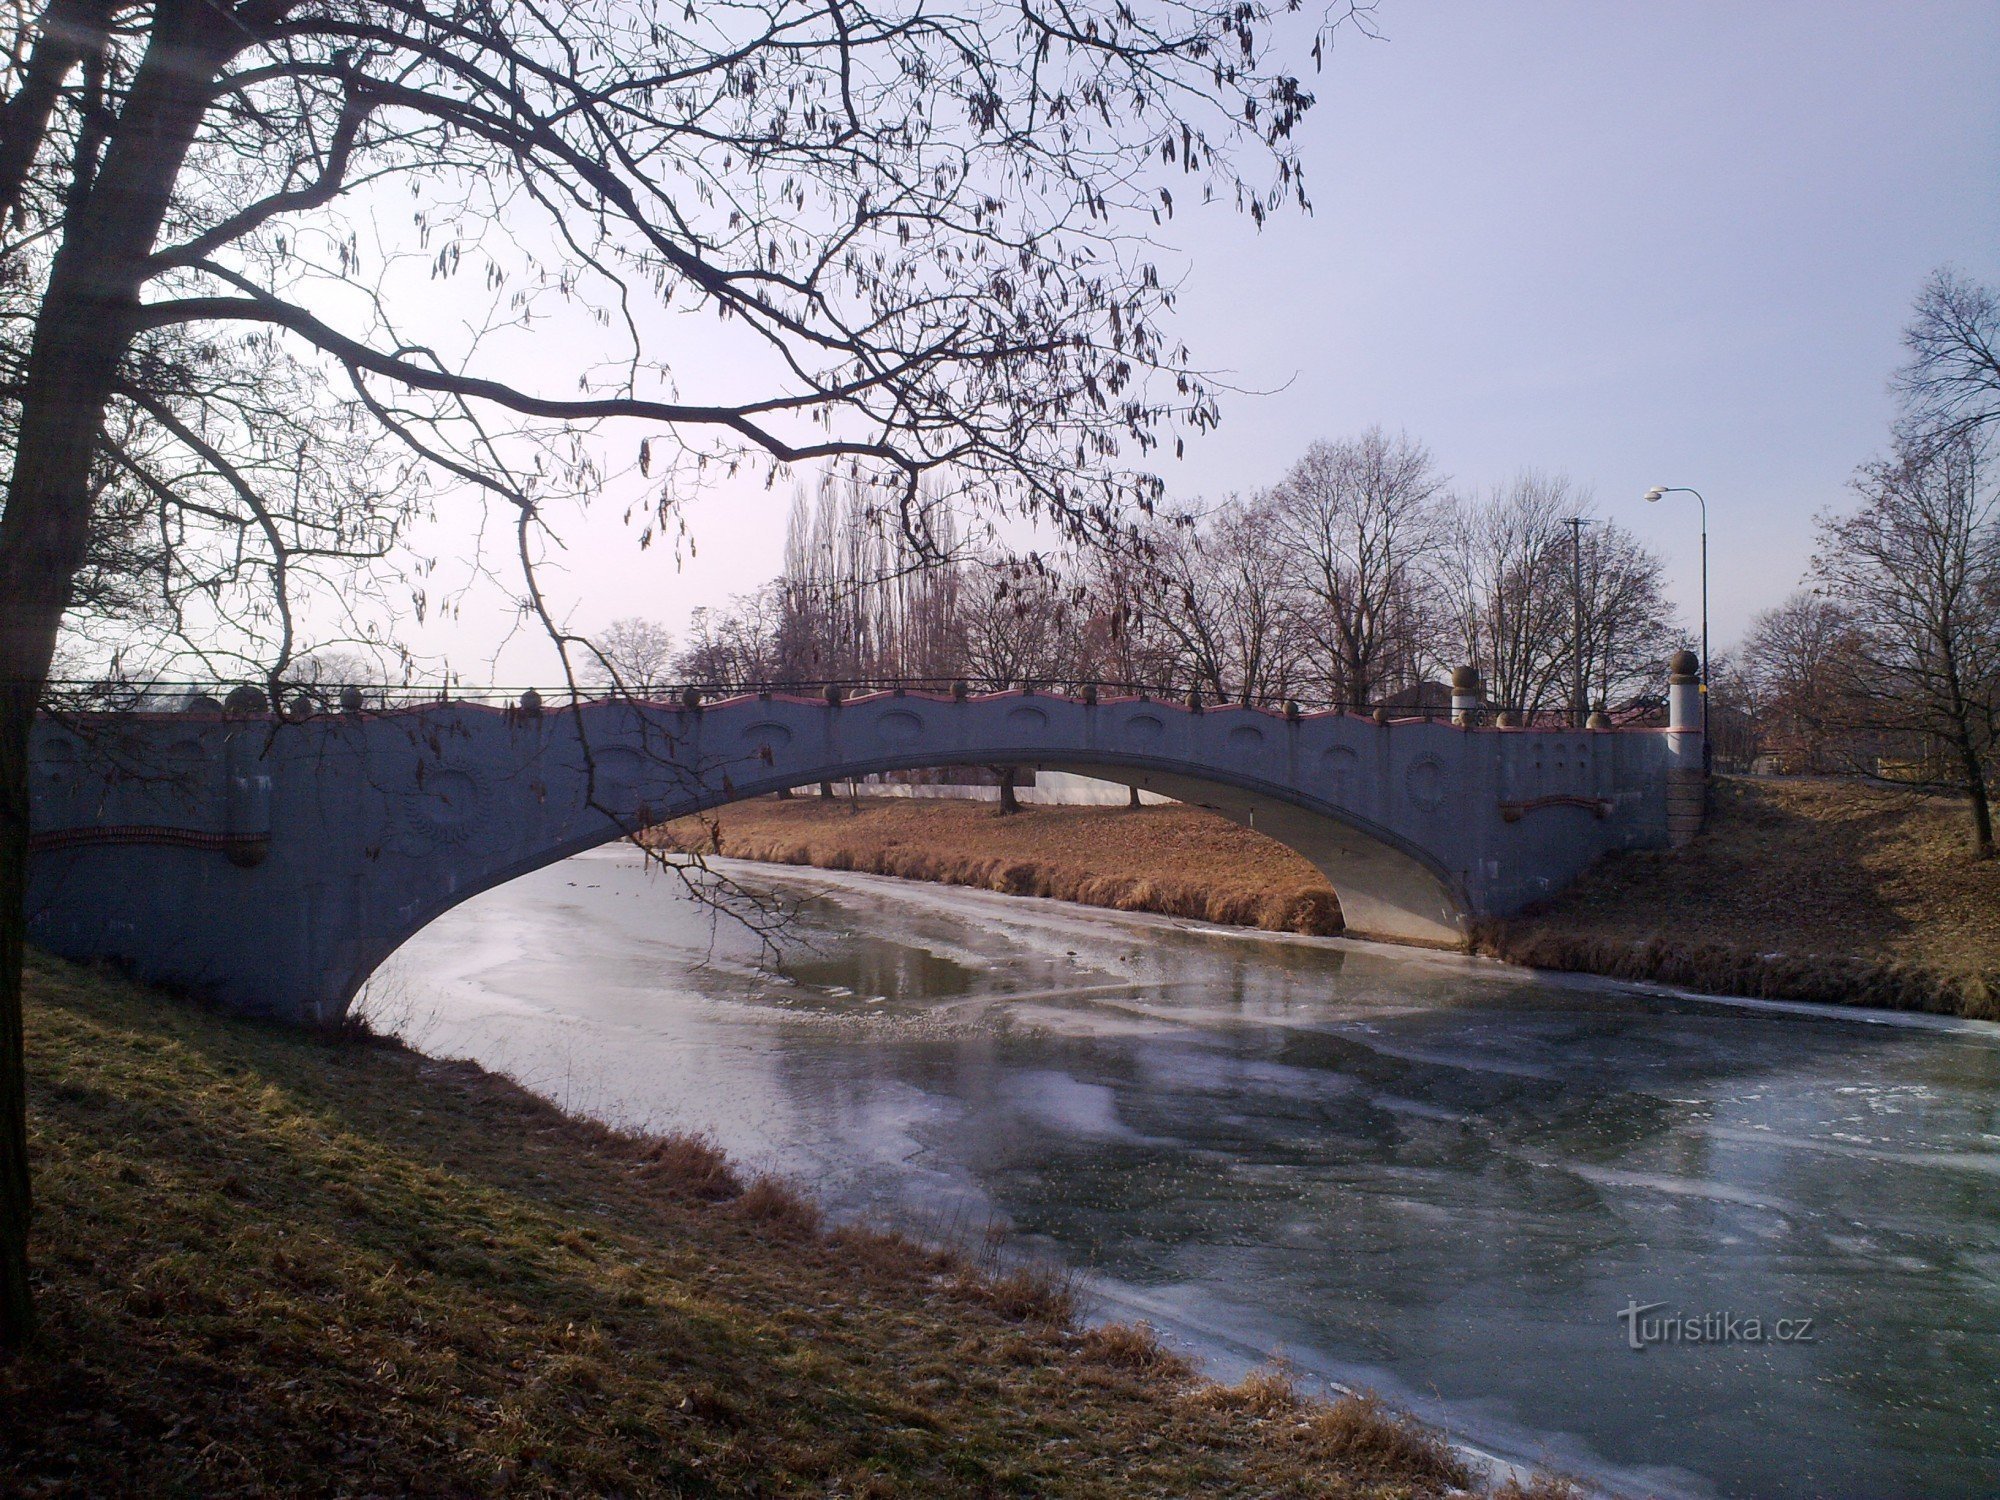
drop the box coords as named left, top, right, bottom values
left=673, top=427, right=1678, bottom=718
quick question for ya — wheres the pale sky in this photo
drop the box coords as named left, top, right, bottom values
left=412, top=0, right=2000, bottom=684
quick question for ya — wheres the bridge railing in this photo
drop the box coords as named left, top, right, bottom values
left=33, top=676, right=1670, bottom=729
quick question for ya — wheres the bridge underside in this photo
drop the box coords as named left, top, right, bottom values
left=1037, top=764, right=1468, bottom=947
left=26, top=694, right=1677, bottom=1022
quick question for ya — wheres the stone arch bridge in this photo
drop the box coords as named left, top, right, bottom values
left=26, top=677, right=1704, bottom=1024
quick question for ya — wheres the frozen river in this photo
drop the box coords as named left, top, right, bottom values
left=364, top=847, right=2000, bottom=1499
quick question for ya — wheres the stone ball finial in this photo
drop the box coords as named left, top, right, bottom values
left=681, top=686, right=702, bottom=712
left=339, top=685, right=365, bottom=714
left=1284, top=699, right=1302, bottom=720
left=952, top=680, right=970, bottom=700
left=517, top=687, right=542, bottom=716
left=1494, top=711, right=1517, bottom=729
left=1371, top=705, right=1390, bottom=726
left=823, top=683, right=843, bottom=706
left=183, top=693, right=224, bottom=715
left=223, top=685, right=268, bottom=716
left=1451, top=665, right=1482, bottom=694
left=1586, top=709, right=1612, bottom=730
left=1669, top=649, right=1700, bottom=682
left=1080, top=683, right=1098, bottom=706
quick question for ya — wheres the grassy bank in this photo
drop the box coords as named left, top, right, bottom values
left=1476, top=777, right=2000, bottom=1019
left=1, top=950, right=1577, bottom=1498
left=658, top=798, right=1343, bottom=936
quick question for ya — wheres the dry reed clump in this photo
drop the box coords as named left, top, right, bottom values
left=1293, top=1390, right=1471, bottom=1490
left=1078, top=1320, right=1195, bottom=1377
left=1186, top=1372, right=1473, bottom=1492
left=728, top=1173, right=825, bottom=1237
left=1184, top=1366, right=1305, bottom=1418
left=1475, top=922, right=2000, bottom=1021
left=734, top=837, right=1348, bottom=937
left=954, top=1262, right=1079, bottom=1327
left=629, top=1130, right=744, bottom=1201
left=1488, top=1474, right=1587, bottom=1500
left=827, top=1221, right=966, bottom=1281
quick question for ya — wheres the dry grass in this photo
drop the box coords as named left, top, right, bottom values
left=1183, top=1371, right=1472, bottom=1494
left=0, top=949, right=1574, bottom=1497
left=655, top=796, right=1344, bottom=935
left=1479, top=776, right=2000, bottom=1019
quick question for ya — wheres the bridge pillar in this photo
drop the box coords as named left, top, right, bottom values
left=1450, top=666, right=1483, bottom=728
left=1666, top=650, right=1706, bottom=847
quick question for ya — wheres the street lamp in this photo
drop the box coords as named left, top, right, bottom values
left=1644, top=484, right=1709, bottom=758
left=1565, top=516, right=1593, bottom=728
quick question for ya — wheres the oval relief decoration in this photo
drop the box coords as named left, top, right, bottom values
left=1005, top=705, right=1049, bottom=733
left=742, top=720, right=793, bottom=750
left=1123, top=714, right=1165, bottom=747
left=1404, top=754, right=1447, bottom=814
left=874, top=710, right=924, bottom=746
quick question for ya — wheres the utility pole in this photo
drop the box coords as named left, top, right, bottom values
left=1566, top=516, right=1592, bottom=729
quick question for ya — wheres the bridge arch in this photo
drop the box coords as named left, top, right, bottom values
left=26, top=688, right=1681, bottom=1023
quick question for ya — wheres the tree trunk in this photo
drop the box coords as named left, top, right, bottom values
left=997, top=767, right=1020, bottom=815
left=1957, top=734, right=1995, bottom=859
left=0, top=0, right=244, bottom=1347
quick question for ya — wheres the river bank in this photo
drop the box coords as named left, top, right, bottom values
left=661, top=779, right=2000, bottom=1019
left=655, top=797, right=1343, bottom=934
left=1476, top=776, right=1998, bottom=1019
left=2, top=947, right=1569, bottom=1498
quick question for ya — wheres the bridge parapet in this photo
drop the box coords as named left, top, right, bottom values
left=26, top=676, right=1695, bottom=1022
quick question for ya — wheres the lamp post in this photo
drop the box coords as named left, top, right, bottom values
left=1644, top=484, right=1709, bottom=763
left=1565, top=516, right=1593, bottom=728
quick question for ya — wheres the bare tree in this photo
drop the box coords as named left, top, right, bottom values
left=1269, top=428, right=1448, bottom=708
left=1741, top=592, right=1858, bottom=773
left=1897, top=268, right=2000, bottom=446
left=0, top=0, right=1359, bottom=1344
left=675, top=588, right=788, bottom=687
left=1576, top=521, right=1674, bottom=712
left=960, top=560, right=1075, bottom=690
left=1814, top=434, right=1999, bottom=856
left=585, top=618, right=675, bottom=698
left=1130, top=509, right=1233, bottom=701
left=1444, top=475, right=1669, bottom=720
left=1445, top=473, right=1571, bottom=715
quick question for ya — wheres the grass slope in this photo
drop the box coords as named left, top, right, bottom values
left=1478, top=777, right=2000, bottom=1018
left=659, top=798, right=1343, bottom=936
left=2, top=951, right=1569, bottom=1498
